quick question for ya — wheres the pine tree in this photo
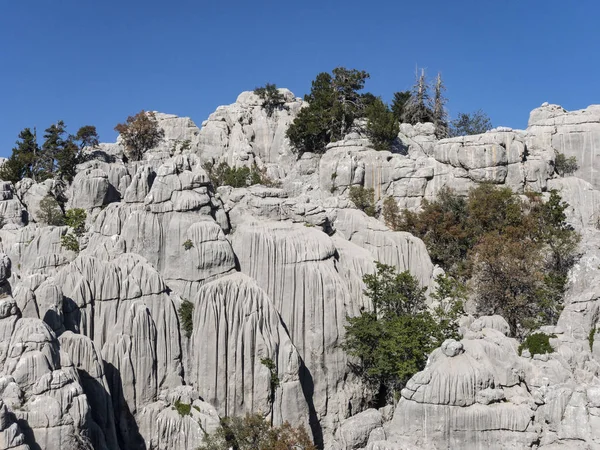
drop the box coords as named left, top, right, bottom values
left=40, top=121, right=68, bottom=179
left=365, top=98, right=399, bottom=151
left=432, top=73, right=449, bottom=138
left=287, top=67, right=369, bottom=155
left=402, top=68, right=434, bottom=125
left=391, top=91, right=411, bottom=122
left=0, top=128, right=40, bottom=183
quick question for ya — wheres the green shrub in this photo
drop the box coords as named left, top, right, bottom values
left=554, top=152, right=578, bottom=176
left=199, top=413, right=316, bottom=450
left=114, top=110, right=165, bottom=161
left=61, top=232, right=79, bottom=252
left=183, top=239, right=194, bottom=251
left=178, top=299, right=194, bottom=338
left=254, top=83, right=287, bottom=117
left=589, top=327, right=597, bottom=351
left=286, top=68, right=369, bottom=155
left=397, top=185, right=580, bottom=338
left=343, top=263, right=460, bottom=405
left=382, top=196, right=401, bottom=230
left=348, top=186, right=376, bottom=217
left=173, top=399, right=191, bottom=416
left=203, top=162, right=277, bottom=189
left=65, top=208, right=86, bottom=236
left=38, top=195, right=64, bottom=226
left=260, top=357, right=280, bottom=402
left=518, top=333, right=555, bottom=356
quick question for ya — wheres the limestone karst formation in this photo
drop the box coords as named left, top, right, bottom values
left=1, top=89, right=600, bottom=449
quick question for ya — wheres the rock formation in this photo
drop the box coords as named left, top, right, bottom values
left=0, top=92, right=599, bottom=449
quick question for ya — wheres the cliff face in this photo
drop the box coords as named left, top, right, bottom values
left=1, top=92, right=600, bottom=450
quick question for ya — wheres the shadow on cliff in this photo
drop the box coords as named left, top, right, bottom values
left=105, top=362, right=147, bottom=450
left=299, top=363, right=324, bottom=449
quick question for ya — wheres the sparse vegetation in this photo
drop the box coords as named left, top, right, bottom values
left=199, top=413, right=315, bottom=450
left=65, top=208, right=86, bottom=236
left=260, top=357, right=280, bottom=403
left=178, top=299, right=194, bottom=338
left=449, top=110, right=493, bottom=137
left=0, top=123, right=98, bottom=184
left=254, top=83, right=287, bottom=117
left=554, top=152, right=578, bottom=176
left=203, top=161, right=277, bottom=188
left=589, top=327, right=597, bottom=351
left=348, top=186, right=376, bottom=217
left=38, top=195, right=64, bottom=225
left=173, top=399, right=191, bottom=416
left=183, top=239, right=194, bottom=251
left=382, top=196, right=401, bottom=230
left=286, top=67, right=370, bottom=155
left=115, top=110, right=165, bottom=161
left=518, top=332, right=555, bottom=356
left=61, top=232, right=80, bottom=252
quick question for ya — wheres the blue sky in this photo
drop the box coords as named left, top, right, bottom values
left=1, top=0, right=598, bottom=156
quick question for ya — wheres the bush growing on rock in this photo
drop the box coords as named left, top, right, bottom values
left=518, top=332, right=555, bottom=356
left=173, top=399, right=191, bottom=416
left=554, top=152, right=578, bottom=176
left=65, top=208, right=86, bottom=236
left=203, top=161, right=276, bottom=188
left=114, top=110, right=164, bottom=161
left=38, top=195, right=65, bottom=225
left=60, top=232, right=79, bottom=252
left=348, top=186, right=376, bottom=217
left=343, top=263, right=460, bottom=405
left=395, top=184, right=580, bottom=337
left=449, top=110, right=493, bottom=137
left=178, top=299, right=194, bottom=338
left=260, top=357, right=280, bottom=402
left=199, top=413, right=315, bottom=450
left=382, top=196, right=402, bottom=230
left=254, top=83, right=287, bottom=117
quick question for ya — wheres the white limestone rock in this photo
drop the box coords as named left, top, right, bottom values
left=189, top=273, right=309, bottom=428
left=198, top=89, right=303, bottom=177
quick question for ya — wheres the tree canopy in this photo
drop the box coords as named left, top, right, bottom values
left=343, top=263, right=461, bottom=405
left=115, top=110, right=164, bottom=161
left=449, top=110, right=493, bottom=137
left=199, top=413, right=315, bottom=450
left=254, top=83, right=287, bottom=117
left=390, top=184, right=579, bottom=337
left=286, top=67, right=370, bottom=155
left=0, top=123, right=99, bottom=184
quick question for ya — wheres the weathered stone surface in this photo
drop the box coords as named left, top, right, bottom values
left=3, top=98, right=600, bottom=450
left=528, top=103, right=600, bottom=189
left=198, top=89, right=303, bottom=178
left=189, top=273, right=308, bottom=427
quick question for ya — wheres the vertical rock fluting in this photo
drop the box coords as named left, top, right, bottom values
left=231, top=222, right=365, bottom=441
left=189, top=272, right=309, bottom=428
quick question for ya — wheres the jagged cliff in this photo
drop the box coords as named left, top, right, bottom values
left=1, top=91, right=600, bottom=449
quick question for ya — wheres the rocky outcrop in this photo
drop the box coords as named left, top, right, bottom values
left=528, top=103, right=600, bottom=189
left=0, top=318, right=101, bottom=450
left=197, top=89, right=303, bottom=178
left=1, top=95, right=600, bottom=450
left=189, top=273, right=308, bottom=427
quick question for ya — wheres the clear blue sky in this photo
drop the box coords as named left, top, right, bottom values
left=1, top=0, right=598, bottom=156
